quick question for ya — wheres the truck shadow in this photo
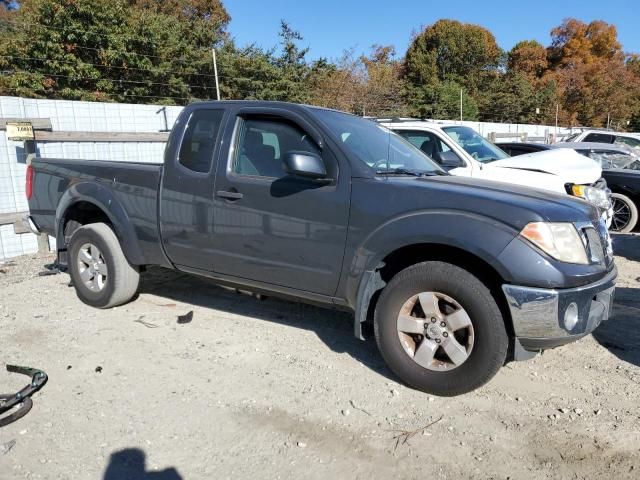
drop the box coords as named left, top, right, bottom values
left=592, top=286, right=640, bottom=368
left=611, top=233, right=640, bottom=262
left=103, top=448, right=182, bottom=480
left=593, top=233, right=640, bottom=367
left=138, top=267, right=395, bottom=382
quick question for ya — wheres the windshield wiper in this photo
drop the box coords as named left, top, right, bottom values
left=376, top=168, right=445, bottom=177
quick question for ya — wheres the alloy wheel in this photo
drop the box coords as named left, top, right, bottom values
left=396, top=291, right=475, bottom=371
left=77, top=243, right=108, bottom=292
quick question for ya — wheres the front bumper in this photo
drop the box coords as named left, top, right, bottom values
left=502, top=267, right=616, bottom=352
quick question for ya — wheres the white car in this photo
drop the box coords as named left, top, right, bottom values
left=379, top=120, right=612, bottom=223
left=563, top=129, right=640, bottom=149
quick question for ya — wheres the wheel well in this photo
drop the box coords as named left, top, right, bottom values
left=362, top=243, right=514, bottom=338
left=379, top=244, right=504, bottom=289
left=62, top=201, right=112, bottom=245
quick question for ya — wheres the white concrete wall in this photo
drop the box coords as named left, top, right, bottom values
left=0, top=96, right=183, bottom=260
left=426, top=119, right=573, bottom=140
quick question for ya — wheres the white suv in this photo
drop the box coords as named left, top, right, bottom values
left=380, top=120, right=612, bottom=223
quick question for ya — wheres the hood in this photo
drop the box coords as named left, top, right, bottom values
left=490, top=148, right=602, bottom=185
left=384, top=175, right=600, bottom=228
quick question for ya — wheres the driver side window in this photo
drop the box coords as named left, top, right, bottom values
left=233, top=118, right=320, bottom=178
left=397, top=130, right=462, bottom=166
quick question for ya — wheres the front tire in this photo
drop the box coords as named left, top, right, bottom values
left=68, top=223, right=140, bottom=308
left=610, top=193, right=638, bottom=233
left=374, top=261, right=508, bottom=396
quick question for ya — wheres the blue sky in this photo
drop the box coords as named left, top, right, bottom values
left=224, top=0, right=639, bottom=60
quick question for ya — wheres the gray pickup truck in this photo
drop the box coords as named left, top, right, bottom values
left=26, top=101, right=616, bottom=396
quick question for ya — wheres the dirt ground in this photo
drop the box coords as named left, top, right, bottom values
left=0, top=234, right=639, bottom=480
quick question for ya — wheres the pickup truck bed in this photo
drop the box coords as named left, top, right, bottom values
left=29, top=158, right=168, bottom=267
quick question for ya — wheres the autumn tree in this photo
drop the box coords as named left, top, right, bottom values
left=508, top=40, right=548, bottom=79
left=545, top=18, right=633, bottom=127
left=548, top=18, right=622, bottom=67
left=359, top=45, right=409, bottom=117
left=307, top=51, right=363, bottom=112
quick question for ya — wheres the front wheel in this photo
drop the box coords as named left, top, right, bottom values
left=610, top=193, right=638, bottom=233
left=374, top=261, right=508, bottom=396
left=68, top=222, right=140, bottom=308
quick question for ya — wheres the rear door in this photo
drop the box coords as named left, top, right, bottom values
left=159, top=107, right=226, bottom=268
left=210, top=108, right=350, bottom=296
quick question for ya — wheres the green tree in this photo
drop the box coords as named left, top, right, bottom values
left=405, top=19, right=501, bottom=94
left=409, top=81, right=478, bottom=120
left=0, top=0, right=230, bottom=103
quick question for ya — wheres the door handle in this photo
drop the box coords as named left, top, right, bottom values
left=216, top=190, right=244, bottom=200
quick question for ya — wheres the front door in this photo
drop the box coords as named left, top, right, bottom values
left=211, top=112, right=350, bottom=296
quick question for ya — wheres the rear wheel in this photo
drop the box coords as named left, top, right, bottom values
left=68, top=223, right=140, bottom=308
left=374, top=261, right=508, bottom=396
left=610, top=193, right=638, bottom=233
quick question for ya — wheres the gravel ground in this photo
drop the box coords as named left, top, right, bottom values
left=0, top=234, right=639, bottom=480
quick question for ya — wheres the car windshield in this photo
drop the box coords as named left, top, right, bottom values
left=442, top=126, right=509, bottom=163
left=588, top=150, right=640, bottom=171
left=311, top=109, right=445, bottom=175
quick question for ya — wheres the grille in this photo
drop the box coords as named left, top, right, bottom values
left=596, top=218, right=614, bottom=262
left=584, top=228, right=605, bottom=264
left=581, top=220, right=613, bottom=265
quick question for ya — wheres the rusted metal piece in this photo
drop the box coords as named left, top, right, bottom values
left=0, top=365, right=48, bottom=428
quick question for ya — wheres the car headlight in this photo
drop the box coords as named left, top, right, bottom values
left=570, top=185, right=610, bottom=209
left=520, top=222, right=589, bottom=264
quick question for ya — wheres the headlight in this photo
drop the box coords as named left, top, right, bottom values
left=570, top=185, right=610, bottom=209
left=520, top=222, right=589, bottom=264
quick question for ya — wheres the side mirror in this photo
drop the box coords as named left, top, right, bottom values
left=440, top=151, right=463, bottom=168
left=282, top=151, right=327, bottom=179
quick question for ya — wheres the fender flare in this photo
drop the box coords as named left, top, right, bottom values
left=55, top=182, right=145, bottom=265
left=348, top=210, right=519, bottom=339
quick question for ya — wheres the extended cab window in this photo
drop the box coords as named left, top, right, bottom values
left=178, top=109, right=224, bottom=173
left=233, top=118, right=320, bottom=178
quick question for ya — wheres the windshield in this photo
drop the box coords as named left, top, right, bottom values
left=586, top=150, right=640, bottom=171
left=442, top=126, right=509, bottom=163
left=311, top=109, right=445, bottom=175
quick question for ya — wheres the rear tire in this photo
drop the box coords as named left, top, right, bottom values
left=610, top=193, right=638, bottom=233
left=68, top=222, right=140, bottom=308
left=374, top=261, right=508, bottom=396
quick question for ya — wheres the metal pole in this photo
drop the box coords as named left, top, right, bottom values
left=607, top=113, right=610, bottom=130
left=212, top=48, right=221, bottom=101
left=555, top=103, right=559, bottom=140
left=460, top=88, right=463, bottom=122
